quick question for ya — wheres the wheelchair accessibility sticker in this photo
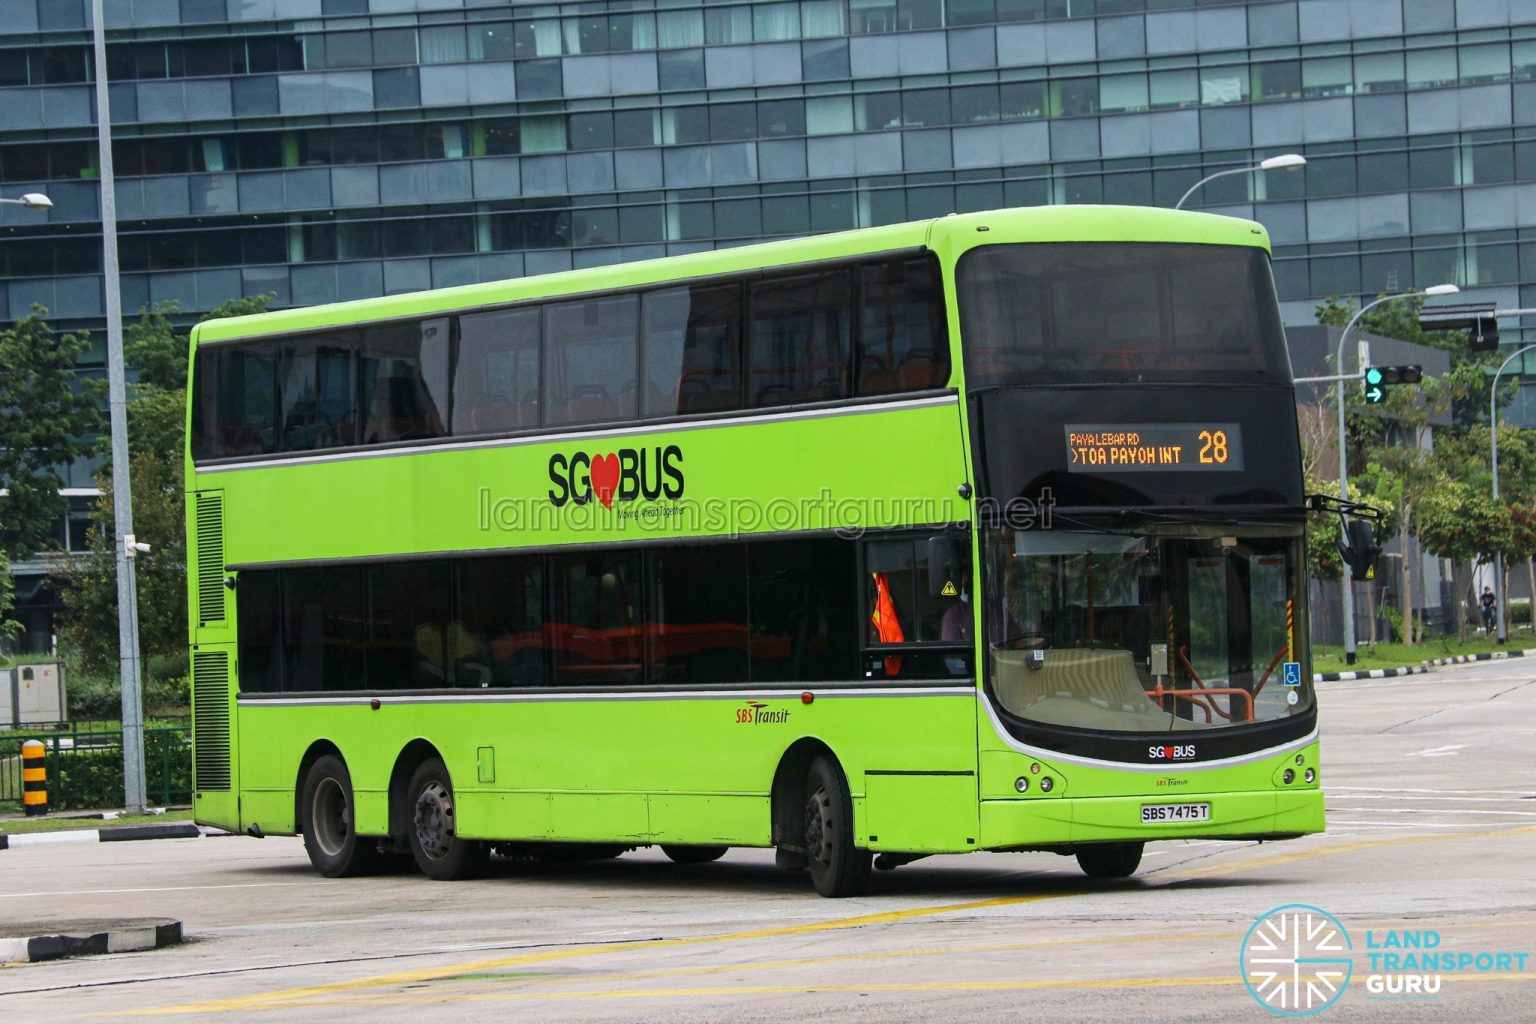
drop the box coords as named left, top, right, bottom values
left=1283, top=662, right=1303, bottom=687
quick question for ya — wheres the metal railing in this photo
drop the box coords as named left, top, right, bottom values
left=0, top=723, right=191, bottom=811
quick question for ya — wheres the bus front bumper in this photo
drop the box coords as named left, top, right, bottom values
left=978, top=788, right=1324, bottom=849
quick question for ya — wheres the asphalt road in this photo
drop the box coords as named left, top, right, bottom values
left=2, top=658, right=1533, bottom=1022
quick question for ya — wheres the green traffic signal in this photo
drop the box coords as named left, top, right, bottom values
left=1363, top=367, right=1385, bottom=404
left=1361, top=365, right=1422, bottom=404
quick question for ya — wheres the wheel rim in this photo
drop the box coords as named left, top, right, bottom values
left=805, top=786, right=834, bottom=868
left=413, top=780, right=455, bottom=861
left=311, top=777, right=350, bottom=857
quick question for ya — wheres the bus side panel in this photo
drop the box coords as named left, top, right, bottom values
left=247, top=689, right=979, bottom=851
left=236, top=704, right=302, bottom=834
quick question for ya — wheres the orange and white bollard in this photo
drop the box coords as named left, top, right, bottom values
left=21, top=739, right=48, bottom=816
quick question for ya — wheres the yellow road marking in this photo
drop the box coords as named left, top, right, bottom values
left=1164, top=823, right=1536, bottom=879
left=121, top=821, right=1536, bottom=1016
left=115, top=891, right=1070, bottom=1016
left=123, top=971, right=1536, bottom=1013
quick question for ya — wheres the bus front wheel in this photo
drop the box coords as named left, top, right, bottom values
left=405, top=758, right=488, bottom=881
left=300, top=754, right=379, bottom=877
left=1075, top=842, right=1144, bottom=879
left=803, top=756, right=871, bottom=897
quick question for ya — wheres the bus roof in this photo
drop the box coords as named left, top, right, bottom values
left=192, top=205, right=1268, bottom=345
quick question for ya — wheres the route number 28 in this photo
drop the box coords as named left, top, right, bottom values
left=1198, top=430, right=1230, bottom=465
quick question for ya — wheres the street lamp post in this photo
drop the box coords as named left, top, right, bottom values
left=0, top=193, right=53, bottom=211
left=1334, top=285, right=1460, bottom=663
left=89, top=0, right=147, bottom=812
left=1174, top=153, right=1308, bottom=210
left=1489, top=343, right=1536, bottom=644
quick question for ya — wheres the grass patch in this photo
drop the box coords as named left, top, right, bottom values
left=1312, top=628, right=1536, bottom=676
left=0, top=808, right=194, bottom=835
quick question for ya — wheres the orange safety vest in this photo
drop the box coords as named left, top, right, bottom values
left=870, top=572, right=904, bottom=675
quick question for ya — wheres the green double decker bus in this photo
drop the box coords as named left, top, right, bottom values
left=186, top=205, right=1321, bottom=896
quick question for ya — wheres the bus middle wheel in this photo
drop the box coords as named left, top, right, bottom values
left=405, top=757, right=488, bottom=881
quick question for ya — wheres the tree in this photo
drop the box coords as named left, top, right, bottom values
left=0, top=550, right=20, bottom=651
left=56, top=296, right=271, bottom=677
left=0, top=308, right=104, bottom=559
left=1417, top=481, right=1512, bottom=641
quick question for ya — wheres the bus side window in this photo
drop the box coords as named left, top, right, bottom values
left=857, top=256, right=948, bottom=395
left=863, top=535, right=973, bottom=678
left=648, top=543, right=749, bottom=684
left=457, top=556, right=547, bottom=687
left=282, top=566, right=367, bottom=690
left=368, top=561, right=454, bottom=689
left=642, top=282, right=742, bottom=416
left=748, top=269, right=852, bottom=407
left=454, top=307, right=541, bottom=435
left=543, top=295, right=639, bottom=426
left=546, top=550, right=644, bottom=685
left=236, top=570, right=283, bottom=692
left=359, top=318, right=450, bottom=445
left=747, top=538, right=859, bottom=682
left=198, top=343, right=280, bottom=459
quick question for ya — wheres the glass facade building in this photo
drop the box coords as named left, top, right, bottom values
left=2, top=0, right=1534, bottom=340
left=2, top=0, right=1535, bottom=651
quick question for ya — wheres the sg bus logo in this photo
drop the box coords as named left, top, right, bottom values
left=1241, top=904, right=1353, bottom=1017
left=548, top=445, right=684, bottom=509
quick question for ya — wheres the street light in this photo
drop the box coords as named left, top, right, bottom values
left=88, top=0, right=147, bottom=812
left=1174, top=154, right=1308, bottom=210
left=1489, top=342, right=1536, bottom=644
left=0, top=192, right=53, bottom=211
left=1334, top=284, right=1459, bottom=663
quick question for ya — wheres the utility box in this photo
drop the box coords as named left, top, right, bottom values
left=1, top=663, right=67, bottom=729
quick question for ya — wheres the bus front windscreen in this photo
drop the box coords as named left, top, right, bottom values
left=983, top=524, right=1311, bottom=734
left=957, top=242, right=1291, bottom=386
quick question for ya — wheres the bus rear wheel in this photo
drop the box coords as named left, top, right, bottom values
left=1075, top=842, right=1144, bottom=879
left=661, top=844, right=727, bottom=864
left=406, top=758, right=488, bottom=880
left=803, top=755, right=871, bottom=897
left=300, top=754, right=379, bottom=877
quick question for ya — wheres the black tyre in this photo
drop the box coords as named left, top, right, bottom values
left=661, top=844, right=728, bottom=864
left=1075, top=842, right=1144, bottom=879
left=300, top=754, right=379, bottom=877
left=803, top=755, right=871, bottom=897
left=405, top=757, right=488, bottom=880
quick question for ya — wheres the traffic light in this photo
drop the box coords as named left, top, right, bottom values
left=1338, top=519, right=1381, bottom=581
left=1361, top=365, right=1422, bottom=403
left=1419, top=303, right=1499, bottom=352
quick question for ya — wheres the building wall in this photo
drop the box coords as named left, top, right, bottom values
left=1, top=0, right=1534, bottom=340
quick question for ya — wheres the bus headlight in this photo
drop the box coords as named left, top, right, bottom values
left=1014, top=777, right=1029, bottom=793
left=1304, top=768, right=1316, bottom=784
left=1282, top=769, right=1295, bottom=784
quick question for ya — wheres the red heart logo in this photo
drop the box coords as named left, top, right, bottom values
left=590, top=453, right=620, bottom=509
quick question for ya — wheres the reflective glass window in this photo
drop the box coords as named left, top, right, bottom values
left=543, top=295, right=640, bottom=425
left=748, top=269, right=852, bottom=406
left=642, top=283, right=742, bottom=415
left=454, top=307, right=542, bottom=434
left=357, top=319, right=450, bottom=445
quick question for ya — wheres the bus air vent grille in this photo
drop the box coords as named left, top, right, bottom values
left=192, top=650, right=232, bottom=791
left=195, top=491, right=225, bottom=626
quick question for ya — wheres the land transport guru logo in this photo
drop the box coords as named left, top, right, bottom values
left=1241, top=904, right=1529, bottom=1015
left=1241, top=904, right=1353, bottom=1017
left=548, top=444, right=684, bottom=509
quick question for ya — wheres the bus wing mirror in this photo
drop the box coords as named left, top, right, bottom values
left=927, top=535, right=969, bottom=597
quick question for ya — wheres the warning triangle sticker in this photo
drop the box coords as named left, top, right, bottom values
left=941, top=581, right=958, bottom=597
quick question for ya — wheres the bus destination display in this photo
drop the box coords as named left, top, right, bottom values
left=1064, top=423, right=1244, bottom=473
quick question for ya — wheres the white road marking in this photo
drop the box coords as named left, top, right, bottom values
left=1405, top=744, right=1469, bottom=757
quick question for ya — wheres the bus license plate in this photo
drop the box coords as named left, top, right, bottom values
left=1141, top=802, right=1210, bottom=824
